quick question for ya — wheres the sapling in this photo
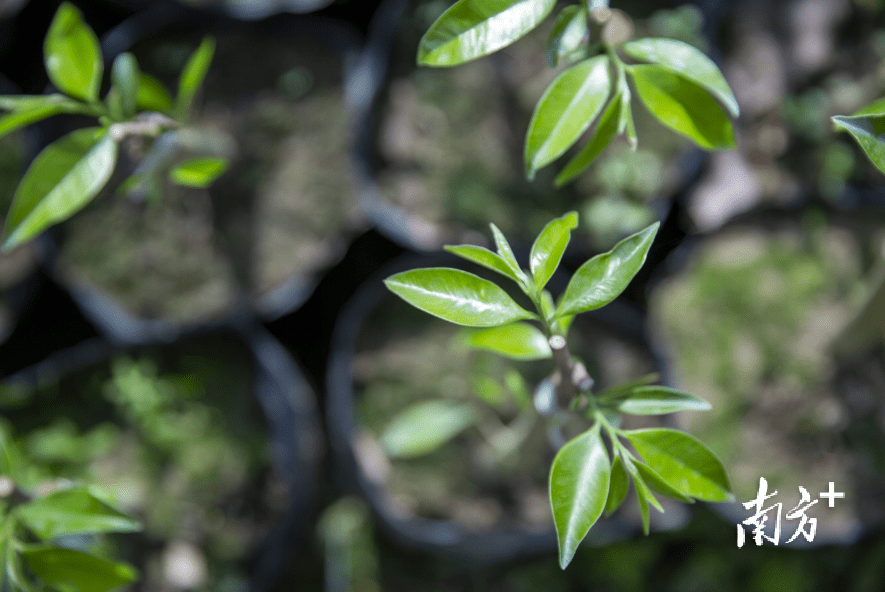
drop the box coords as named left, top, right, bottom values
left=0, top=2, right=231, bottom=252
left=384, top=212, right=733, bottom=568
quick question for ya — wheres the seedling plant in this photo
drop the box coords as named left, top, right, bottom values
left=385, top=213, right=733, bottom=569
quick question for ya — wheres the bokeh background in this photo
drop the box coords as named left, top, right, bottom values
left=2, top=0, right=885, bottom=590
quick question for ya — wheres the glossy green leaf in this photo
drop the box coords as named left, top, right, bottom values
left=855, top=97, right=885, bottom=116
left=444, top=244, right=524, bottom=284
left=631, top=65, right=735, bottom=150
left=622, top=38, right=739, bottom=117
left=618, top=75, right=637, bottom=148
left=555, top=222, right=658, bottom=319
left=625, top=428, right=732, bottom=502
left=137, top=73, right=173, bottom=112
left=633, top=461, right=693, bottom=503
left=600, top=386, right=711, bottom=415
left=490, top=223, right=525, bottom=281
left=175, top=36, right=215, bottom=118
left=604, top=454, right=629, bottom=516
left=555, top=94, right=621, bottom=186
left=549, top=424, right=610, bottom=569
left=384, top=267, right=536, bottom=327
left=3, top=128, right=117, bottom=250
left=596, top=373, right=660, bottom=399
left=44, top=3, right=103, bottom=102
left=526, top=56, right=613, bottom=178
left=169, top=157, right=228, bottom=187
left=21, top=546, right=138, bottom=592
left=546, top=5, right=589, bottom=67
left=111, top=53, right=139, bottom=119
left=418, top=0, right=556, bottom=66
left=0, top=94, right=93, bottom=138
left=832, top=114, right=885, bottom=175
left=16, top=487, right=141, bottom=540
left=530, top=211, right=578, bottom=290
left=380, top=400, right=477, bottom=458
left=467, top=322, right=551, bottom=360
left=0, top=104, right=67, bottom=139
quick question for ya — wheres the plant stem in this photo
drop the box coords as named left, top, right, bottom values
left=548, top=335, right=593, bottom=408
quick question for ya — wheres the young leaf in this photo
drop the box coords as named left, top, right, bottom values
left=44, top=2, right=103, bottom=102
left=380, top=400, right=477, bottom=458
left=618, top=75, right=637, bottom=149
left=137, top=73, right=173, bottom=112
left=632, top=461, right=693, bottom=503
left=445, top=244, right=525, bottom=284
left=21, top=546, right=138, bottom=592
left=546, top=5, right=589, bottom=68
left=0, top=94, right=94, bottom=138
left=3, top=128, right=117, bottom=250
left=630, top=65, right=735, bottom=150
left=529, top=211, right=578, bottom=290
left=627, top=465, right=660, bottom=534
left=854, top=97, right=885, bottom=116
left=600, top=386, right=711, bottom=415
left=625, top=428, right=732, bottom=502
left=555, top=94, right=621, bottom=186
left=555, top=222, right=659, bottom=319
left=549, top=423, right=610, bottom=569
left=417, top=0, right=557, bottom=67
left=175, top=36, right=216, bottom=118
left=604, top=454, right=629, bottom=516
left=490, top=223, right=525, bottom=281
left=111, top=52, right=139, bottom=119
left=526, top=56, right=613, bottom=178
left=168, top=157, right=228, bottom=187
left=384, top=267, right=536, bottom=327
left=832, top=114, right=885, bottom=175
left=0, top=104, right=69, bottom=139
left=15, top=487, right=141, bottom=540
left=621, top=38, right=739, bottom=117
left=467, top=322, right=551, bottom=360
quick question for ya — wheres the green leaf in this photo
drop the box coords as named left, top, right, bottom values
left=627, top=465, right=660, bottom=534
left=832, top=114, right=885, bottom=175
left=175, top=36, right=215, bottom=118
left=622, top=38, right=739, bottom=117
left=555, top=94, right=621, bottom=186
left=546, top=5, right=589, bottom=67
left=168, top=157, right=228, bottom=187
left=526, top=56, right=613, bottom=178
left=632, top=461, right=693, bottom=503
left=549, top=424, right=610, bottom=569
left=136, top=73, right=173, bottom=112
left=530, top=211, right=578, bottom=290
left=111, top=53, right=139, bottom=119
left=467, top=322, right=551, bottom=360
left=490, top=223, right=525, bottom=281
left=21, top=546, right=138, bottom=592
left=417, top=0, right=557, bottom=66
left=0, top=94, right=94, bottom=138
left=600, top=386, right=711, bottom=415
left=384, top=267, right=536, bottom=327
left=618, top=75, right=637, bottom=148
left=604, top=454, right=629, bottom=516
left=380, top=400, right=477, bottom=458
left=3, top=128, right=117, bottom=250
left=15, top=487, right=141, bottom=540
left=624, top=428, right=733, bottom=502
left=44, top=2, right=103, bottom=102
left=444, top=244, right=525, bottom=284
left=630, top=65, right=735, bottom=150
left=555, top=222, right=658, bottom=319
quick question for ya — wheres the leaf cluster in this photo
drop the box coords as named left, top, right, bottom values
left=416, top=0, right=739, bottom=183
left=384, top=213, right=732, bottom=568
left=0, top=485, right=141, bottom=592
left=0, top=2, right=227, bottom=251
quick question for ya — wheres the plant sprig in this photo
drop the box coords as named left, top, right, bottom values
left=416, top=0, right=739, bottom=183
left=385, top=212, right=733, bottom=568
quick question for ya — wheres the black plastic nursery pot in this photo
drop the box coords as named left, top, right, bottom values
left=0, top=321, right=322, bottom=591
left=38, top=5, right=367, bottom=345
left=647, top=206, right=885, bottom=545
left=325, top=252, right=701, bottom=564
left=352, top=0, right=708, bottom=253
